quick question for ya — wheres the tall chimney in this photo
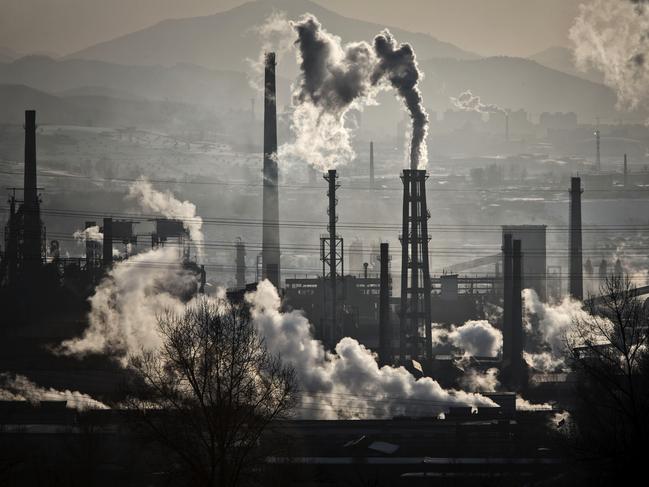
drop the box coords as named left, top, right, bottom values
left=102, top=217, right=113, bottom=269
left=379, top=243, right=391, bottom=366
left=369, top=141, right=375, bottom=189
left=569, top=177, right=583, bottom=300
left=23, top=110, right=41, bottom=271
left=502, top=233, right=513, bottom=366
left=262, top=52, right=281, bottom=289
left=594, top=129, right=601, bottom=172
left=623, top=153, right=628, bottom=188
left=85, top=221, right=96, bottom=269
left=235, top=238, right=246, bottom=288
left=511, top=239, right=523, bottom=387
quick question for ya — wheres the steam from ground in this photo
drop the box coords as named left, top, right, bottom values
left=450, top=90, right=506, bottom=115
left=459, top=368, right=500, bottom=393
left=0, top=373, right=108, bottom=410
left=431, top=320, right=503, bottom=357
left=128, top=177, right=204, bottom=259
left=516, top=395, right=553, bottom=411
left=570, top=0, right=649, bottom=114
left=246, top=280, right=496, bottom=419
left=280, top=14, right=428, bottom=171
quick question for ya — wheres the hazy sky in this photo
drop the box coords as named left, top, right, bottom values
left=0, top=0, right=583, bottom=58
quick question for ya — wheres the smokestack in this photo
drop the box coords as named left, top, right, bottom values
left=502, top=233, right=513, bottom=367
left=262, top=52, right=281, bottom=289
left=323, top=169, right=341, bottom=346
left=23, top=110, right=41, bottom=271
left=505, top=112, right=509, bottom=142
left=85, top=221, right=96, bottom=269
left=623, top=153, right=628, bottom=188
left=102, top=217, right=113, bottom=269
left=235, top=238, right=246, bottom=288
left=369, top=141, right=375, bottom=189
left=569, top=177, right=583, bottom=300
left=595, top=128, right=601, bottom=172
left=379, top=242, right=391, bottom=366
left=511, top=239, right=523, bottom=387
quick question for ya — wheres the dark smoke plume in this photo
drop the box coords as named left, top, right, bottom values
left=372, top=30, right=429, bottom=169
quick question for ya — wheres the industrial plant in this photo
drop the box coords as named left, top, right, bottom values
left=1, top=0, right=648, bottom=485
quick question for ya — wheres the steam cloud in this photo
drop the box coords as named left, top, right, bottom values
left=431, top=320, right=503, bottom=357
left=246, top=280, right=496, bottom=419
left=247, top=11, right=294, bottom=91
left=570, top=0, right=649, bottom=115
left=0, top=373, right=108, bottom=410
left=128, top=178, right=204, bottom=259
left=280, top=14, right=429, bottom=171
left=73, top=225, right=103, bottom=243
left=459, top=368, right=500, bottom=393
left=450, top=90, right=506, bottom=115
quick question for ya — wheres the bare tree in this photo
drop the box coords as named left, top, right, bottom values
left=124, top=297, right=296, bottom=487
left=566, top=275, right=649, bottom=479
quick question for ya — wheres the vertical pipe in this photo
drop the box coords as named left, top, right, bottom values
left=569, top=177, right=583, bottom=300
left=235, top=238, right=246, bottom=288
left=502, top=233, right=513, bottom=366
left=623, top=153, right=628, bottom=188
left=328, top=169, right=337, bottom=346
left=262, top=52, right=280, bottom=289
left=379, top=243, right=391, bottom=366
left=399, top=171, right=409, bottom=362
left=512, top=239, right=523, bottom=386
left=418, top=172, right=432, bottom=362
left=369, top=141, right=375, bottom=189
left=102, top=217, right=113, bottom=269
left=85, top=221, right=96, bottom=269
left=23, top=110, right=41, bottom=271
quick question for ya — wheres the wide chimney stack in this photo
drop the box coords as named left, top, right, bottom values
left=262, top=52, right=281, bottom=288
left=23, top=110, right=41, bottom=271
left=569, top=177, right=583, bottom=300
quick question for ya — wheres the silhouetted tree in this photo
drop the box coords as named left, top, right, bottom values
left=566, top=275, right=649, bottom=481
left=124, top=297, right=296, bottom=487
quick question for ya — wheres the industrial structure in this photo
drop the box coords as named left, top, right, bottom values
left=569, top=176, right=583, bottom=300
left=262, top=52, right=281, bottom=289
left=501, top=225, right=546, bottom=301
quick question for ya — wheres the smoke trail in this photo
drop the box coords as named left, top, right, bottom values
left=73, top=225, right=103, bottom=243
left=372, top=30, right=429, bottom=169
left=280, top=14, right=379, bottom=171
left=570, top=0, right=649, bottom=115
left=246, top=11, right=295, bottom=91
left=246, top=280, right=496, bottom=419
left=459, top=368, right=500, bottom=393
left=0, top=373, right=108, bottom=410
left=281, top=14, right=429, bottom=171
left=450, top=90, right=506, bottom=114
left=128, top=178, right=204, bottom=259
left=431, top=320, right=503, bottom=357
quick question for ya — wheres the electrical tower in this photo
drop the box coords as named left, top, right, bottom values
left=399, top=169, right=432, bottom=364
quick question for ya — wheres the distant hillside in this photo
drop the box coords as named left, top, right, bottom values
left=0, top=85, right=82, bottom=124
left=421, top=56, right=627, bottom=121
left=66, top=0, right=478, bottom=74
left=528, top=46, right=604, bottom=85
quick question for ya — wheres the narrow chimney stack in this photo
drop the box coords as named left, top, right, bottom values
left=102, top=217, right=113, bottom=269
left=369, top=141, right=375, bottom=189
left=569, top=177, right=583, bottom=300
left=511, top=239, right=524, bottom=386
left=379, top=243, right=391, bottom=366
left=502, top=233, right=513, bottom=366
left=23, top=110, right=41, bottom=271
left=262, top=52, right=281, bottom=288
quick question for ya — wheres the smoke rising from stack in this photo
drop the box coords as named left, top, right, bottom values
left=128, top=178, right=204, bottom=259
left=247, top=11, right=295, bottom=91
left=280, top=14, right=429, bottom=170
left=459, top=368, right=500, bottom=393
left=0, top=373, right=108, bottom=410
left=73, top=225, right=103, bottom=243
left=570, top=0, right=649, bottom=116
left=450, top=90, right=506, bottom=115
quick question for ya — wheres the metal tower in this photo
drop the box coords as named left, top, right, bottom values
left=399, top=169, right=432, bottom=363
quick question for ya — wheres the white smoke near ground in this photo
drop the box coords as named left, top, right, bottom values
left=246, top=280, right=497, bottom=419
left=450, top=90, right=506, bottom=115
left=73, top=225, right=103, bottom=243
left=246, top=11, right=295, bottom=91
left=523, top=351, right=565, bottom=373
left=459, top=368, right=500, bottom=393
left=570, top=0, right=649, bottom=115
left=280, top=14, right=428, bottom=171
left=516, top=395, right=553, bottom=411
left=431, top=320, right=503, bottom=357
left=128, top=178, right=204, bottom=259
left=0, top=373, right=108, bottom=410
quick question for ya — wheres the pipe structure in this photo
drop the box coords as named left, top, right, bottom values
left=502, top=233, right=513, bottom=367
left=379, top=242, right=391, bottom=366
left=511, top=239, right=524, bottom=387
left=23, top=110, right=41, bottom=272
left=569, top=177, right=583, bottom=300
left=102, top=217, right=113, bottom=269
left=369, top=141, right=375, bottom=189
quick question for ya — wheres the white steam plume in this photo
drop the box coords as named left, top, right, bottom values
left=246, top=280, right=496, bottom=419
left=280, top=14, right=429, bottom=171
left=459, top=368, right=500, bottom=393
left=570, top=0, right=649, bottom=114
left=246, top=11, right=294, bottom=91
left=128, top=178, right=204, bottom=259
left=431, top=320, right=503, bottom=357
left=0, top=373, right=108, bottom=410
left=73, top=225, right=103, bottom=243
left=515, top=395, right=553, bottom=411
left=450, top=90, right=506, bottom=115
